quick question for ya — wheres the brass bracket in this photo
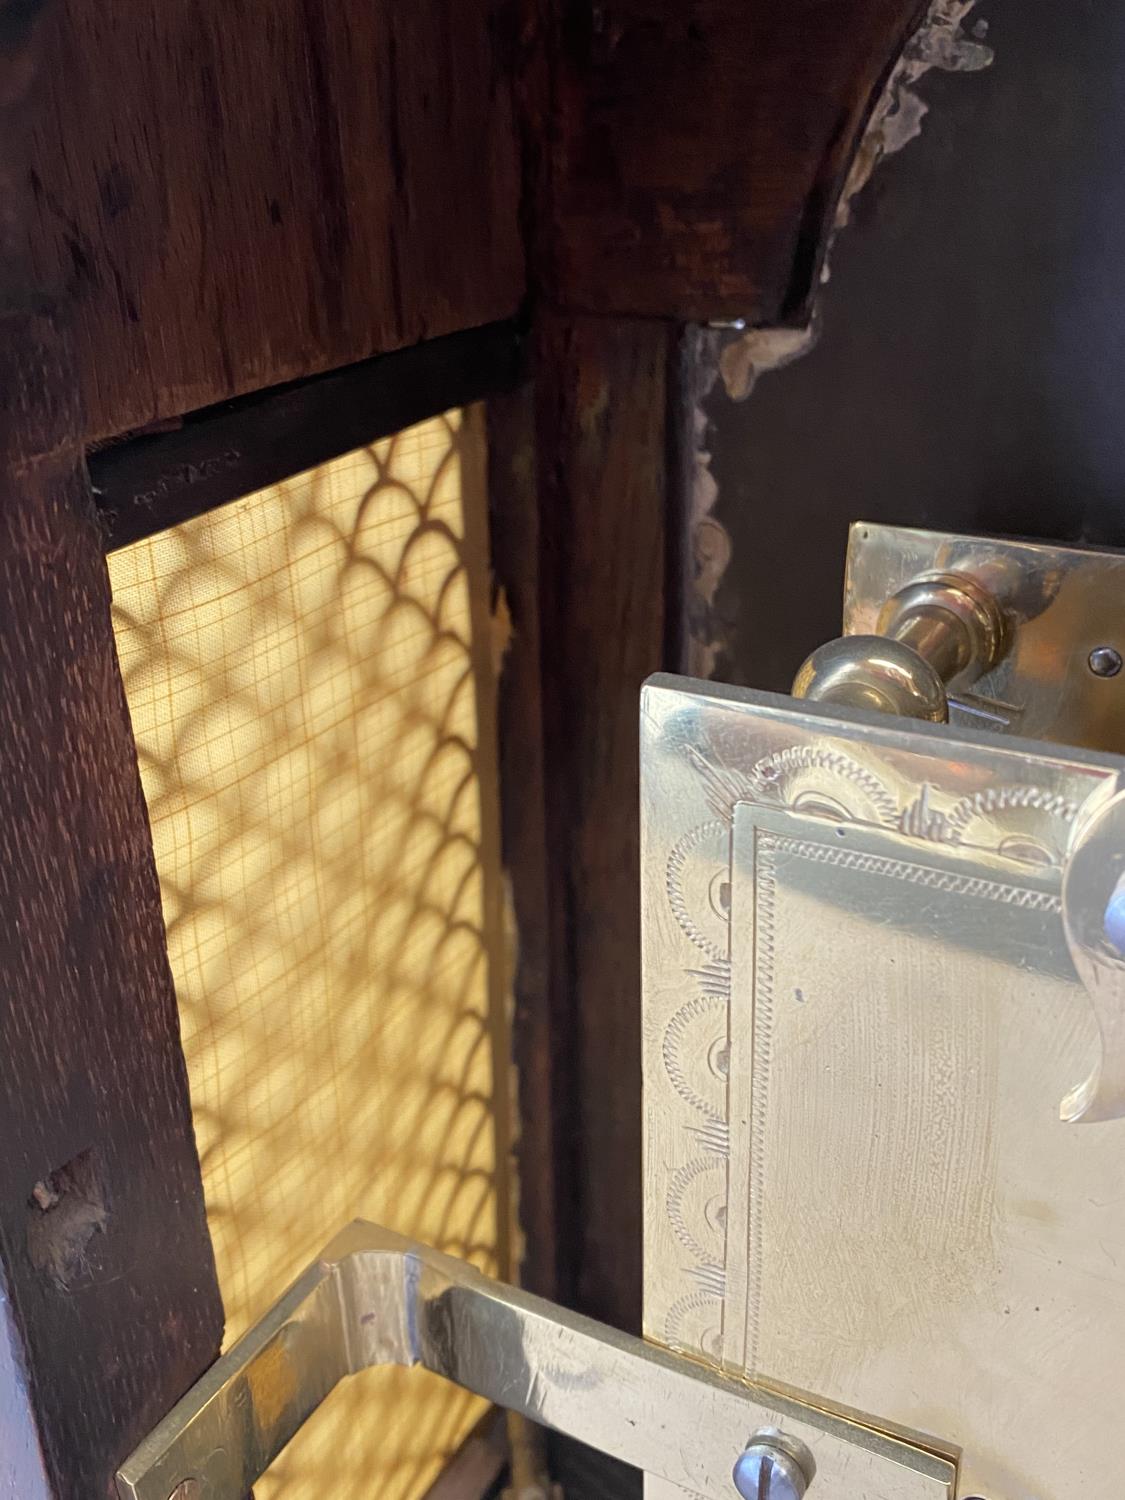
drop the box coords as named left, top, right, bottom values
left=116, top=1223, right=956, bottom=1500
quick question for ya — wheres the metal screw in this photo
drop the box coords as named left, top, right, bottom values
left=732, top=1429, right=815, bottom=1500
left=1088, top=646, right=1123, bottom=678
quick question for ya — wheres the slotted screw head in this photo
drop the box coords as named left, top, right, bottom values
left=732, top=1430, right=815, bottom=1500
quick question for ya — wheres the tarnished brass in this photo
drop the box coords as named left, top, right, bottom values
left=641, top=675, right=1125, bottom=1500
left=838, top=523, right=1125, bottom=751
left=116, top=1223, right=954, bottom=1500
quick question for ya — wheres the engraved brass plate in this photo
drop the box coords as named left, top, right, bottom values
left=642, top=675, right=1125, bottom=1500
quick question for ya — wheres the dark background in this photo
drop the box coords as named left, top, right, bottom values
left=708, top=0, right=1125, bottom=691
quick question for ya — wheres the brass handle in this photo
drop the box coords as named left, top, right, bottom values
left=792, top=571, right=1008, bottom=723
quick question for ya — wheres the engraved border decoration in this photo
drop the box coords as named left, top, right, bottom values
left=640, top=678, right=1107, bottom=1376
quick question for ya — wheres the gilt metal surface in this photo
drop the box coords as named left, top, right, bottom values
left=795, top=571, right=1008, bottom=724
left=117, top=1223, right=954, bottom=1500
left=641, top=676, right=1125, bottom=1500
left=844, top=523, right=1125, bottom=751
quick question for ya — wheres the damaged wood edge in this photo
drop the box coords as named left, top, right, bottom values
left=681, top=0, right=996, bottom=681
left=674, top=326, right=731, bottom=682
left=721, top=0, right=995, bottom=403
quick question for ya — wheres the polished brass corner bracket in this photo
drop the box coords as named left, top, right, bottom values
left=116, top=1223, right=956, bottom=1500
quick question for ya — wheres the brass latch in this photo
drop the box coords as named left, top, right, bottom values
left=786, top=522, right=1125, bottom=1125
left=793, top=522, right=1125, bottom=751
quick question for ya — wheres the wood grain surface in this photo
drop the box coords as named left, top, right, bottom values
left=2, top=9, right=224, bottom=1495
left=496, top=314, right=676, bottom=1335
left=488, top=313, right=679, bottom=1500
left=0, top=301, right=225, bottom=1500
left=546, top=0, right=926, bottom=323
left=18, top=0, right=937, bottom=445
left=23, top=1, right=525, bottom=443
left=487, top=381, right=563, bottom=1304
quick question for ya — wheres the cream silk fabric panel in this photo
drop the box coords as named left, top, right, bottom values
left=109, top=411, right=509, bottom=1499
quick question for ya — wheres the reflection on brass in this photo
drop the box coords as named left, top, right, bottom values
left=794, top=633, right=950, bottom=722
left=795, top=571, right=1007, bottom=724
left=842, top=522, right=1125, bottom=752
left=1062, top=786, right=1125, bottom=1121
left=641, top=676, right=1125, bottom=1500
left=115, top=1224, right=954, bottom=1500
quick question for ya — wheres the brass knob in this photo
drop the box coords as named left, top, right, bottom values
left=793, top=635, right=947, bottom=721
left=793, top=571, right=1007, bottom=723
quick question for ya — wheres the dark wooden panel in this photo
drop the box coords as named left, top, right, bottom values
left=1, top=14, right=224, bottom=1490
left=549, top=1433, right=639, bottom=1500
left=546, top=0, right=925, bottom=323
left=489, top=323, right=681, bottom=1500
left=23, top=0, right=525, bottom=444
left=93, top=320, right=525, bottom=551
left=487, top=383, right=562, bottom=1303
left=0, top=300, right=225, bottom=1500
left=507, top=313, right=675, bottom=1331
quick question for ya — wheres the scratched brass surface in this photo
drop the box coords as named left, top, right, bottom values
left=641, top=676, right=1125, bottom=1500
left=118, top=1225, right=954, bottom=1500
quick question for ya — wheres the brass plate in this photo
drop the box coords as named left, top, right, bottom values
left=641, top=675, right=1125, bottom=1500
left=844, top=522, right=1125, bottom=753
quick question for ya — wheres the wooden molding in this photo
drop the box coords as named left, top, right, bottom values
left=92, top=321, right=525, bottom=552
left=489, top=313, right=677, bottom=1328
left=544, top=0, right=927, bottom=324
left=22, top=2, right=525, bottom=444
